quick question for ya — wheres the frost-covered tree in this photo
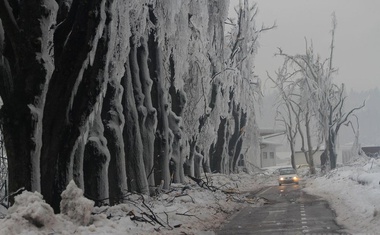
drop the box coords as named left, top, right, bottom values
left=222, top=0, right=274, bottom=173
left=274, top=15, right=364, bottom=171
left=0, top=0, right=58, bottom=203
left=269, top=64, right=319, bottom=174
left=0, top=0, right=264, bottom=210
left=269, top=64, right=299, bottom=170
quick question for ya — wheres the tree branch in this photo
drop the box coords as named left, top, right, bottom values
left=336, top=100, right=365, bottom=133
left=0, top=0, right=20, bottom=40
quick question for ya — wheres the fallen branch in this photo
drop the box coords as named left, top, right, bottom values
left=175, top=212, right=201, bottom=220
left=129, top=211, right=155, bottom=226
left=181, top=185, right=191, bottom=194
left=168, top=194, right=195, bottom=203
left=140, top=194, right=167, bottom=228
left=187, top=175, right=217, bottom=192
left=222, top=188, right=240, bottom=194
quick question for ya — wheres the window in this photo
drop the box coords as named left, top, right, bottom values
left=270, top=152, right=275, bottom=159
left=263, top=152, right=267, bottom=159
left=238, top=154, right=244, bottom=166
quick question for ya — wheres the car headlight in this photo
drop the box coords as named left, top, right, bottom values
left=280, top=177, right=284, bottom=181
left=293, top=177, right=298, bottom=180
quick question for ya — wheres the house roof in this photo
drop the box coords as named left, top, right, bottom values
left=259, top=128, right=286, bottom=136
left=295, top=149, right=325, bottom=154
left=260, top=140, right=282, bottom=146
left=362, top=146, right=380, bottom=154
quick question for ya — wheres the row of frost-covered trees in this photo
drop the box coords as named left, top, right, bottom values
left=0, top=0, right=266, bottom=211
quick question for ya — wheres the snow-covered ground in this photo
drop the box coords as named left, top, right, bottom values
left=0, top=172, right=275, bottom=235
left=304, top=155, right=380, bottom=234
left=1, top=154, right=379, bottom=234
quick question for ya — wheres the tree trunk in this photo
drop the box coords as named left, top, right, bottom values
left=168, top=54, right=186, bottom=183
left=2, top=108, right=34, bottom=197
left=151, top=55, right=170, bottom=188
left=104, top=0, right=131, bottom=203
left=228, top=101, right=240, bottom=172
left=168, top=111, right=182, bottom=183
left=232, top=135, right=244, bottom=172
left=320, top=148, right=329, bottom=172
left=73, top=129, right=87, bottom=190
left=202, top=148, right=211, bottom=173
left=123, top=48, right=149, bottom=194
left=148, top=8, right=170, bottom=189
left=305, top=114, right=316, bottom=174
left=84, top=111, right=110, bottom=206
left=179, top=142, right=187, bottom=182
left=290, top=140, right=296, bottom=170
left=0, top=0, right=58, bottom=201
left=137, top=39, right=157, bottom=187
left=194, top=147, right=203, bottom=179
left=41, top=0, right=112, bottom=211
left=232, top=110, right=246, bottom=172
left=210, top=117, right=227, bottom=173
left=103, top=79, right=129, bottom=204
left=329, top=131, right=337, bottom=169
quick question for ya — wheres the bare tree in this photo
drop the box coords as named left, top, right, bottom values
left=274, top=14, right=365, bottom=171
left=325, top=84, right=365, bottom=168
left=269, top=64, right=299, bottom=170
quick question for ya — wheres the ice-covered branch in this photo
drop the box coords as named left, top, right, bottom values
left=335, top=100, right=365, bottom=133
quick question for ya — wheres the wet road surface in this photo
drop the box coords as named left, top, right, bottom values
left=216, top=183, right=348, bottom=235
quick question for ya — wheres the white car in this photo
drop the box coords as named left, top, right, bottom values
left=278, top=167, right=299, bottom=186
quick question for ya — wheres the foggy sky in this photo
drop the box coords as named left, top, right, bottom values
left=229, top=0, right=380, bottom=92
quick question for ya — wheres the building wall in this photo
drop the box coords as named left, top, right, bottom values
left=294, top=150, right=324, bottom=166
left=295, top=149, right=345, bottom=167
left=261, top=145, right=276, bottom=167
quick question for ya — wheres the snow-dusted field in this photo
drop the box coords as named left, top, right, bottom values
left=1, top=155, right=379, bottom=234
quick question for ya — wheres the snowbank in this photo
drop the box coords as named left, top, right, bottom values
left=60, top=180, right=94, bottom=226
left=0, top=173, right=272, bottom=234
left=0, top=180, right=96, bottom=234
left=4, top=158, right=379, bottom=235
left=304, top=156, right=380, bottom=234
left=0, top=191, right=56, bottom=234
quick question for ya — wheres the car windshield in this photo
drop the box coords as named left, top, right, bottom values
left=279, top=168, right=296, bottom=175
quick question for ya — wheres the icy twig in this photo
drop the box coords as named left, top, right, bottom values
left=175, top=212, right=201, bottom=221
left=0, top=186, right=25, bottom=208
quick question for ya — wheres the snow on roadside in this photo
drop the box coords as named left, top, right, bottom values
left=303, top=156, right=380, bottom=234
left=0, top=190, right=76, bottom=235
left=0, top=172, right=275, bottom=235
left=60, top=180, right=94, bottom=226
left=4, top=159, right=380, bottom=235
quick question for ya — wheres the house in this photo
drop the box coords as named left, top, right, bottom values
left=342, top=145, right=380, bottom=164
left=260, top=140, right=281, bottom=167
left=259, top=128, right=285, bottom=168
left=362, top=146, right=380, bottom=158
left=295, top=148, right=346, bottom=166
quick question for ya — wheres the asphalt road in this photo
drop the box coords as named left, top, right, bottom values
left=216, top=183, right=348, bottom=235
